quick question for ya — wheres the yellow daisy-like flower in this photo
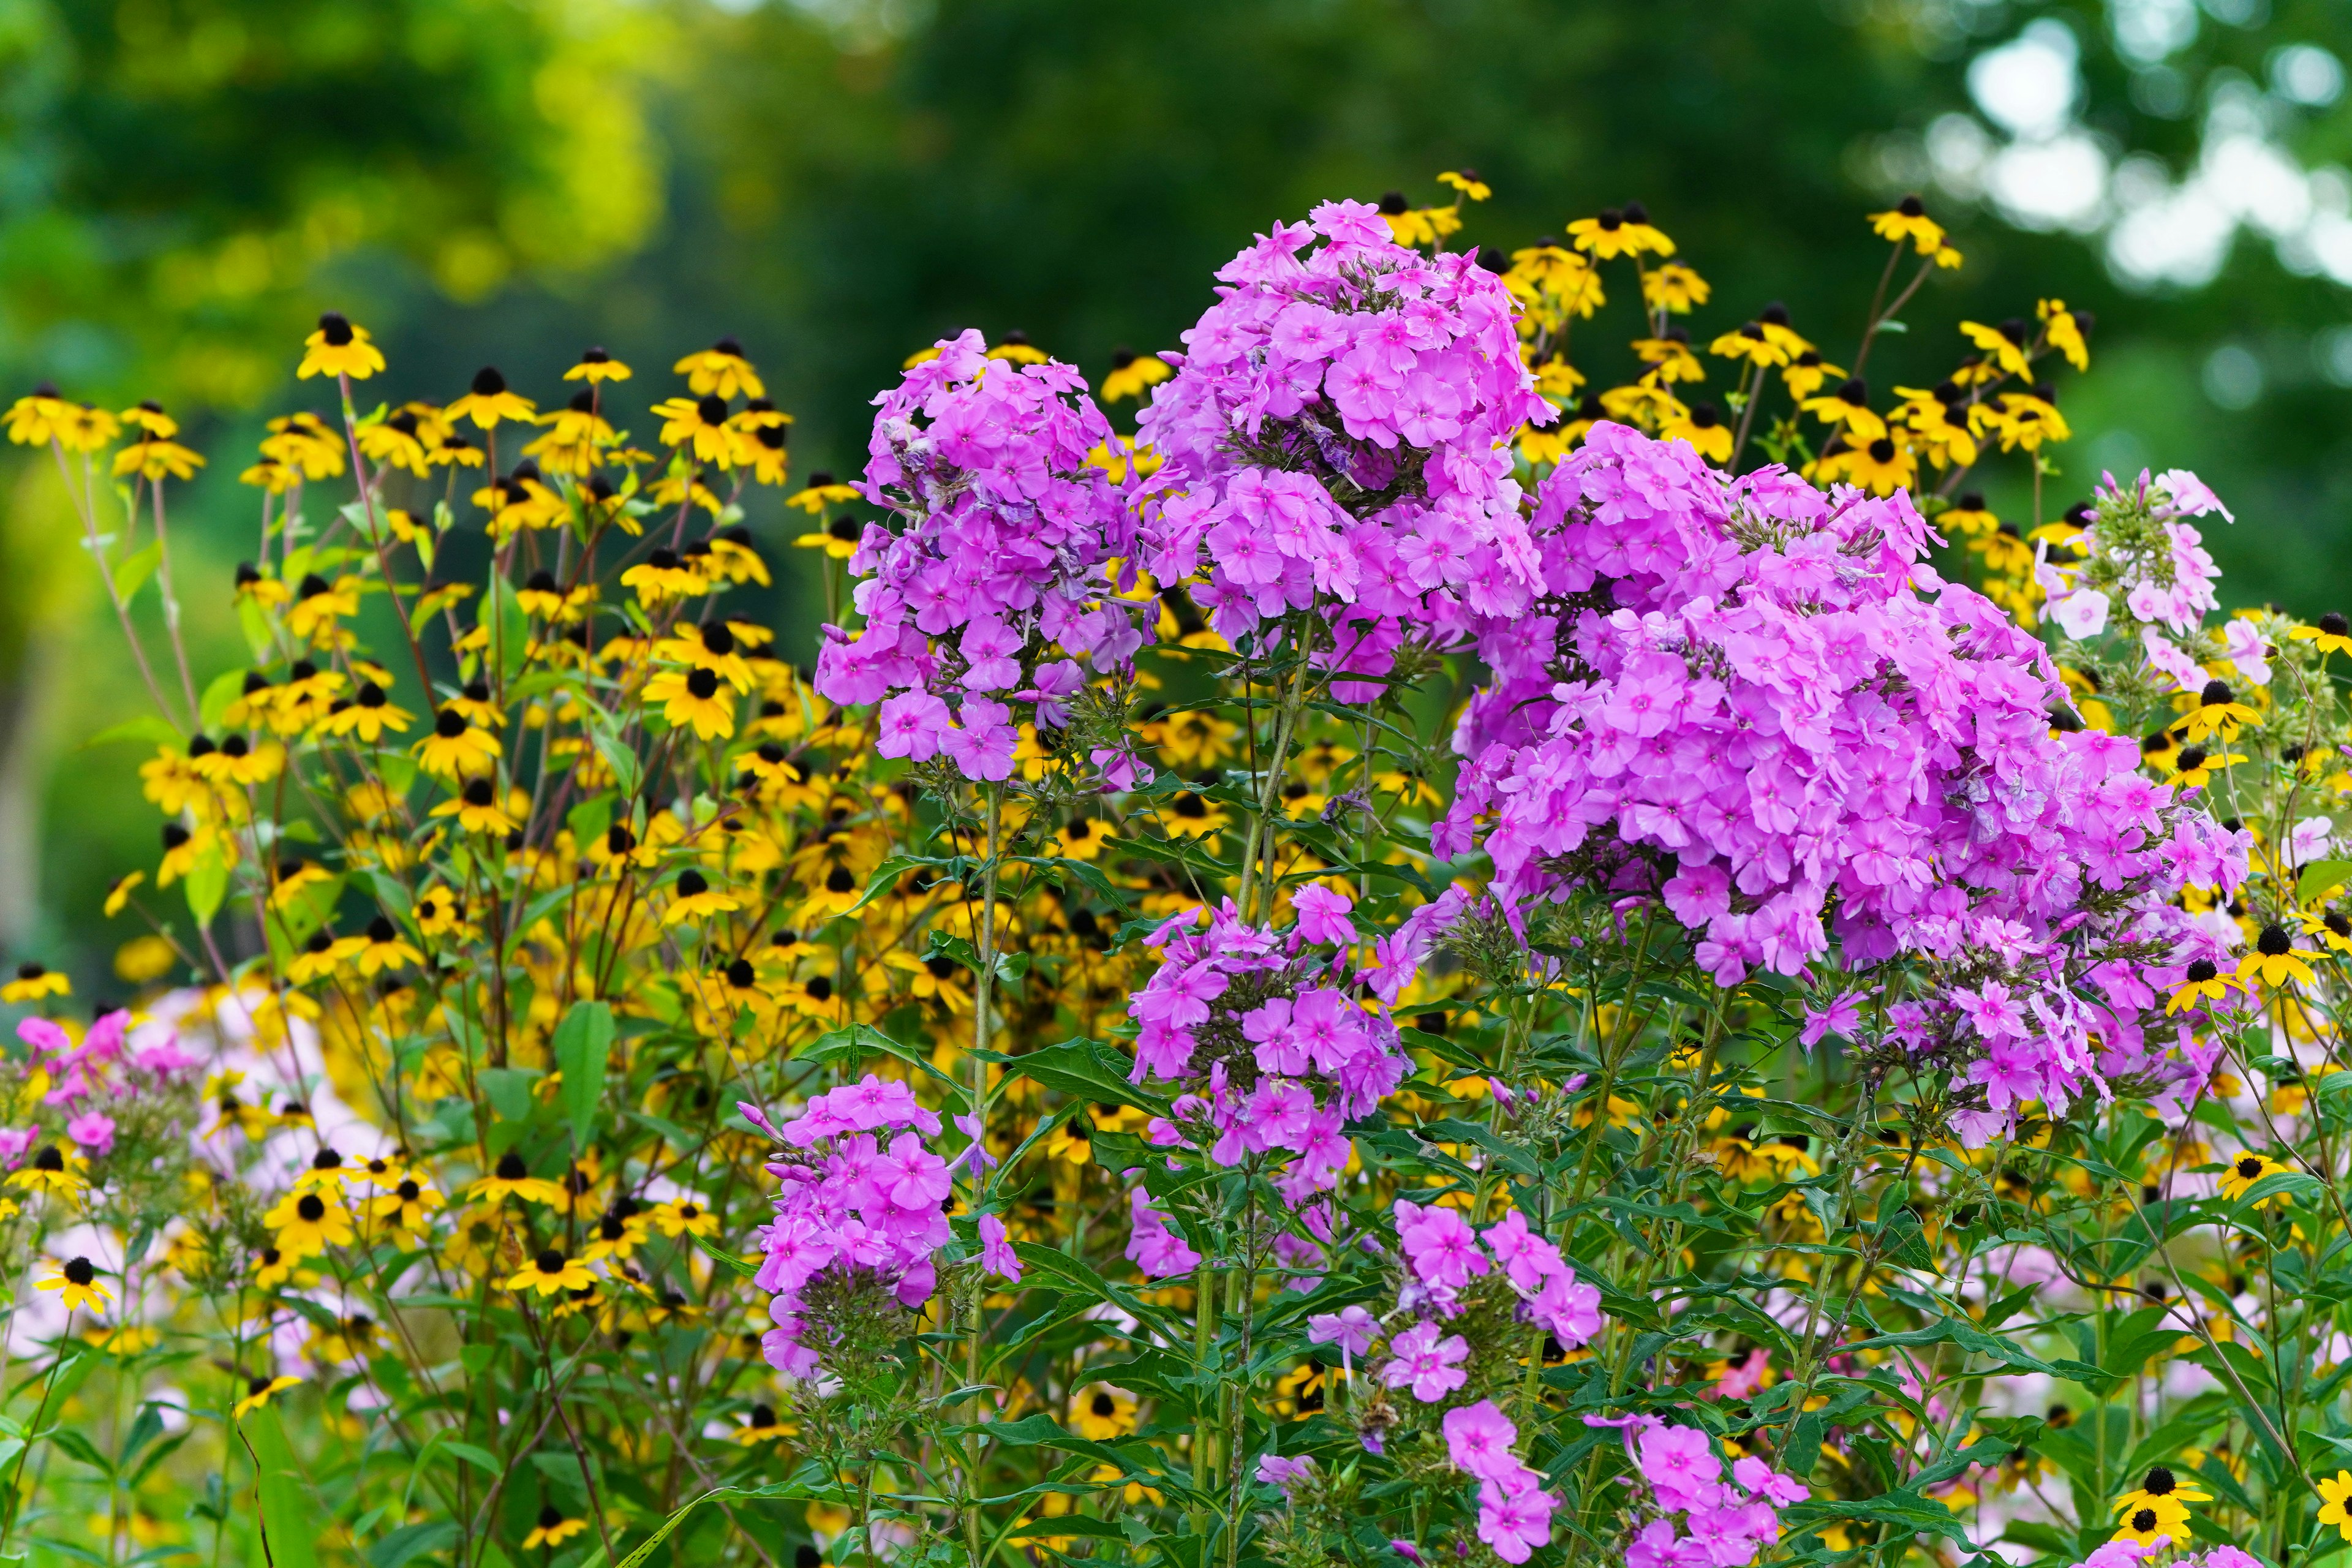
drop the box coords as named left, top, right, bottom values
left=1659, top=401, right=1732, bottom=464
left=112, top=430, right=206, bottom=482
left=735, top=1403, right=790, bottom=1445
left=1567, top=202, right=1673, bottom=259
left=297, top=312, right=386, bottom=381
left=645, top=666, right=737, bottom=741
left=263, top=1189, right=353, bottom=1259
left=2237, top=924, right=2315, bottom=990
left=1069, top=1385, right=1137, bottom=1441
left=620, top=548, right=707, bottom=606
left=506, top=1248, right=595, bottom=1298
left=468, top=1153, right=567, bottom=1208
left=1101, top=347, right=1174, bottom=403
left=1708, top=322, right=1787, bottom=371
left=1632, top=331, right=1705, bottom=384
left=2039, top=299, right=2091, bottom=372
left=368, top=1176, right=446, bottom=1245
left=2175, top=680, right=2261, bottom=744
left=2113, top=1466, right=2211, bottom=1522
left=2169, top=743, right=2243, bottom=789
left=1822, top=437, right=1916, bottom=498
left=443, top=366, right=537, bottom=430
left=4, top=384, right=67, bottom=446
left=2289, top=612, right=2352, bottom=657
left=36, top=1256, right=111, bottom=1314
left=2111, top=1498, right=2187, bottom=1548
left=1641, top=261, right=1711, bottom=315
left=564, top=346, right=632, bottom=383
left=1437, top=168, right=1490, bottom=202
left=1959, top=320, right=2032, bottom=379
left=522, top=1507, right=590, bottom=1550
left=676, top=337, right=764, bottom=399
left=54, top=402, right=121, bottom=453
left=2318, top=1471, right=2352, bottom=1542
left=1868, top=195, right=1946, bottom=256
left=1800, top=379, right=1887, bottom=444
left=102, top=870, right=144, bottom=918
left=2217, top=1151, right=2293, bottom=1207
left=788, top=470, right=863, bottom=515
left=1, top=963, right=69, bottom=1003
left=662, top=869, right=740, bottom=928
left=1781, top=350, right=1845, bottom=402
left=6, top=1144, right=83, bottom=1198
left=415, top=709, right=503, bottom=781
left=429, top=777, right=518, bottom=837
left=986, top=330, right=1050, bottom=363
left=233, top=1374, right=302, bottom=1419
left=582, top=1206, right=652, bottom=1263
left=2164, top=959, right=2239, bottom=1015
left=650, top=1198, right=720, bottom=1239
left=320, top=680, right=414, bottom=743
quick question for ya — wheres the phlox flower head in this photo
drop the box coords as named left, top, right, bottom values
left=815, top=329, right=1148, bottom=786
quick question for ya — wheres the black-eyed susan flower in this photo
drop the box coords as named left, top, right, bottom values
left=1985, top=385, right=2070, bottom=452
left=264, top=1190, right=353, bottom=1258
left=321, top=680, right=413, bottom=743
left=111, top=415, right=205, bottom=482
left=2114, top=1466, right=2209, bottom=1523
left=1055, top=817, right=1111, bottom=861
left=645, top=665, right=736, bottom=741
left=251, top=1246, right=294, bottom=1289
left=507, top=1249, right=594, bottom=1298
left=1437, top=168, right=1490, bottom=202
left=4, top=384, right=67, bottom=446
left=298, top=312, right=386, bottom=381
left=2, top=963, right=68, bottom=1004
left=1659, top=401, right=1732, bottom=464
left=357, top=410, right=431, bottom=477
left=662, top=869, right=739, bottom=928
left=1069, top=1385, right=1136, bottom=1441
left=1755, top=303, right=1812, bottom=360
left=368, top=1177, right=445, bottom=1245
left=1825, top=437, right=1915, bottom=497
left=2176, top=680, right=2260, bottom=744
left=1101, top=347, right=1173, bottom=403
left=787, top=470, right=862, bottom=516
left=54, top=402, right=121, bottom=452
left=355, top=916, right=422, bottom=974
left=986, top=330, right=1050, bottom=364
left=2217, top=1151, right=2293, bottom=1207
left=233, top=1374, right=301, bottom=1419
left=262, top=413, right=345, bottom=479
left=2304, top=910, right=2352, bottom=953
left=705, top=529, right=771, bottom=586
left=654, top=393, right=741, bottom=465
left=582, top=1204, right=651, bottom=1263
left=1632, top=328, right=1704, bottom=384
left=1781, top=350, right=1844, bottom=401
left=650, top=1198, right=719, bottom=1239
left=2290, top=612, right=2352, bottom=657
left=2171, top=745, right=2243, bottom=789
left=1568, top=202, right=1672, bottom=258
left=431, top=777, right=518, bottom=837
left=37, top=1256, right=110, bottom=1314
left=620, top=548, right=706, bottom=606
left=564, top=346, right=632, bottom=384
left=676, top=337, right=763, bottom=399
left=286, top=929, right=361, bottom=985
left=415, top=707, right=502, bottom=781
left=1708, top=322, right=1786, bottom=371
left=2039, top=299, right=2092, bottom=372
left=2111, top=1498, right=2186, bottom=1548
left=7, top=1144, right=83, bottom=1198
left=444, top=367, right=537, bottom=431
left=286, top=575, right=361, bottom=643
left=735, top=1404, right=788, bottom=1445
left=469, top=1152, right=566, bottom=1208
left=1800, top=379, right=1887, bottom=443
left=2319, top=1472, right=2352, bottom=1541
left=2237, top=924, right=2316, bottom=990
left=1641, top=260, right=1709, bottom=315
left=1868, top=194, right=1945, bottom=255
left=102, top=870, right=144, bottom=918
left=1959, top=319, right=2032, bottom=379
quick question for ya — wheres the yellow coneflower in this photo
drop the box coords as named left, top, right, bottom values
left=1567, top=202, right=1673, bottom=259
left=263, top=1189, right=353, bottom=1259
left=662, top=869, right=739, bottom=928
left=620, top=548, right=707, bottom=606
left=233, top=1374, right=302, bottom=1419
left=1642, top=261, right=1710, bottom=314
left=6, top=1144, right=81, bottom=1199
left=36, top=1256, right=110, bottom=1314
left=368, top=1177, right=445, bottom=1245
left=415, top=708, right=503, bottom=781
left=650, top=1198, right=719, bottom=1239
left=297, top=312, right=386, bottom=381
left=2165, top=959, right=2238, bottom=1015
left=2216, top=1151, right=2292, bottom=1206
left=1708, top=322, right=1787, bottom=371
left=468, top=1153, right=567, bottom=1208
left=430, top=777, right=518, bottom=836
left=1868, top=194, right=1946, bottom=256
left=735, top=1403, right=789, bottom=1445
left=2114, top=1466, right=2211, bottom=1522
left=1, top=963, right=69, bottom=1004
left=675, top=337, right=763, bottom=399
left=1800, top=378, right=1887, bottom=444
left=2320, top=1471, right=2352, bottom=1542
left=564, top=346, right=633, bottom=384
left=1659, top=401, right=1732, bottom=464
left=1101, top=347, right=1173, bottom=403
left=443, top=366, right=537, bottom=430
left=507, top=1249, right=595, bottom=1298
left=2290, top=612, right=2352, bottom=658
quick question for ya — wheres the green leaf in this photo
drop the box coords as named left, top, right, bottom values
left=245, top=1406, right=320, bottom=1568
left=688, top=1231, right=759, bottom=1280
left=440, top=1441, right=502, bottom=1475
left=366, top=1523, right=457, bottom=1568
left=77, top=716, right=182, bottom=752
left=477, top=1068, right=542, bottom=1125
left=45, top=1428, right=111, bottom=1476
left=185, top=840, right=229, bottom=930
left=2299, top=858, right=2352, bottom=904
left=1002, top=1038, right=1167, bottom=1115
left=797, top=1022, right=957, bottom=1088
left=113, top=541, right=163, bottom=605
left=486, top=566, right=531, bottom=680
left=1839, top=1317, right=2110, bottom=1387
left=552, top=1001, right=614, bottom=1155
left=198, top=668, right=247, bottom=733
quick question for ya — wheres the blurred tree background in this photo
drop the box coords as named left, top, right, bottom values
left=6, top=0, right=2350, bottom=984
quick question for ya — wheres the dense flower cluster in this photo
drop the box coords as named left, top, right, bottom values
left=817, top=328, right=1145, bottom=782
left=1604, top=1416, right=1811, bottom=1568
left=1136, top=198, right=1551, bottom=693
left=1130, top=894, right=1409, bottom=1197
left=10, top=1009, right=197, bottom=1166
left=2040, top=469, right=2231, bottom=641
left=1439, top=423, right=2245, bottom=1134
left=750, top=1076, right=950, bottom=1377
left=1442, top=1401, right=1559, bottom=1562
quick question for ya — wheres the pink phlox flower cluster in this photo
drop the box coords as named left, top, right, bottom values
left=7, top=1012, right=192, bottom=1163
left=815, top=328, right=1148, bottom=785
left=1442, top=1401, right=1558, bottom=1564
left=1136, top=201, right=1552, bottom=696
left=1125, top=1186, right=1202, bottom=1277
left=1389, top=1200, right=1604, bottom=1345
left=753, top=1077, right=951, bottom=1378
left=2086, top=471, right=2225, bottom=635
left=1439, top=424, right=2241, bottom=1136
left=1128, top=896, right=1408, bottom=1199
left=1591, top=1416, right=1807, bottom=1568
left=1256, top=1453, right=1317, bottom=1494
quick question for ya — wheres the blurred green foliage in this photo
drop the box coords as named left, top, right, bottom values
left=14, top=0, right=2352, bottom=982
